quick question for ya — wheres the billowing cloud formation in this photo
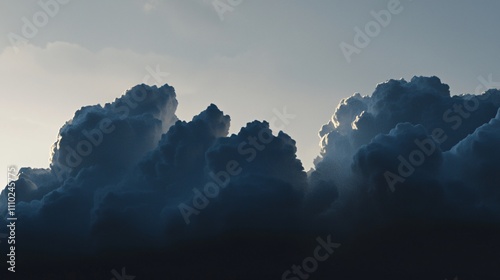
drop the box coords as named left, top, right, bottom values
left=1, top=84, right=179, bottom=257
left=2, top=77, right=500, bottom=279
left=307, top=76, right=500, bottom=278
left=312, top=77, right=500, bottom=218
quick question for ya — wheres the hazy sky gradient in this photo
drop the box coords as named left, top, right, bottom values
left=1, top=0, right=500, bottom=186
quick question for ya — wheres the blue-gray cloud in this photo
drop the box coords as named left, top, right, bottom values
left=2, top=76, right=500, bottom=279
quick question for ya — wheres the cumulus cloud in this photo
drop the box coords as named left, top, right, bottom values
left=1, top=84, right=179, bottom=259
left=2, top=76, right=500, bottom=279
left=313, top=76, right=500, bottom=197
left=50, top=83, right=178, bottom=177
left=308, top=76, right=500, bottom=277
left=441, top=108, right=500, bottom=216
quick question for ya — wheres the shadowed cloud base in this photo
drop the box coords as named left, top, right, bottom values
left=2, top=76, right=500, bottom=279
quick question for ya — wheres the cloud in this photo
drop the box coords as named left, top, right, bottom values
left=441, top=108, right=500, bottom=217
left=50, top=83, right=178, bottom=177
left=313, top=76, right=500, bottom=190
left=303, top=77, right=500, bottom=279
left=2, top=76, right=500, bottom=278
left=307, top=76, right=500, bottom=277
left=1, top=83, right=178, bottom=257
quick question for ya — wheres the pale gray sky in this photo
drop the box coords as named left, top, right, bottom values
left=1, top=0, right=500, bottom=186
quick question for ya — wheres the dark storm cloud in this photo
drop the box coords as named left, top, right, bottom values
left=2, top=76, right=500, bottom=279
left=308, top=76, right=500, bottom=235
left=1, top=84, right=308, bottom=258
left=139, top=103, right=231, bottom=197
left=1, top=84, right=179, bottom=257
left=189, top=120, right=308, bottom=231
left=441, top=109, right=500, bottom=215
left=312, top=76, right=500, bottom=193
left=50, top=83, right=178, bottom=178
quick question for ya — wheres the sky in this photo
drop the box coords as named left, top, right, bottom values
left=1, top=0, right=500, bottom=187
left=1, top=1, right=500, bottom=279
